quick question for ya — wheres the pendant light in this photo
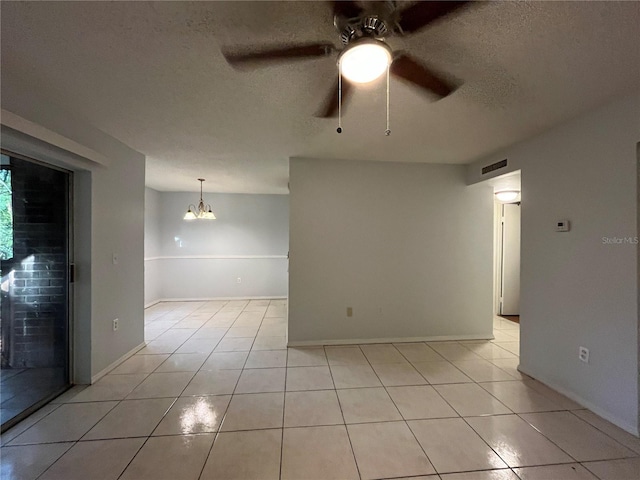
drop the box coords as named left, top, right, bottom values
left=184, top=178, right=216, bottom=220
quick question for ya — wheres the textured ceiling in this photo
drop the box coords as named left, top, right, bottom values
left=1, top=1, right=639, bottom=194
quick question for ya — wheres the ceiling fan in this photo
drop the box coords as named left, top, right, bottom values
left=221, top=1, right=471, bottom=118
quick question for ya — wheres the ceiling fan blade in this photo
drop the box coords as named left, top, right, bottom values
left=398, top=1, right=470, bottom=34
left=315, top=78, right=354, bottom=118
left=330, top=1, right=363, bottom=19
left=390, top=54, right=456, bottom=98
left=223, top=43, right=336, bottom=67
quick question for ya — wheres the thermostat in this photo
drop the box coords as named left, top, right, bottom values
left=556, top=220, right=570, bottom=232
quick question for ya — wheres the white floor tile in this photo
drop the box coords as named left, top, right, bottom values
left=0, top=443, right=73, bottom=479
left=252, top=336, right=287, bottom=351
left=281, top=425, right=359, bottom=480
left=440, top=469, right=519, bottom=480
left=214, top=337, right=254, bottom=352
left=394, top=343, right=444, bottom=362
left=325, top=346, right=368, bottom=365
left=235, top=368, right=286, bottom=393
left=387, top=385, right=458, bottom=420
left=572, top=409, right=640, bottom=454
left=284, top=390, right=344, bottom=427
left=201, top=352, right=248, bottom=370
left=182, top=369, right=241, bottom=396
left=201, top=429, right=281, bottom=480
left=434, top=383, right=512, bottom=416
left=409, top=418, right=507, bottom=473
left=220, top=392, right=284, bottom=431
left=245, top=350, right=287, bottom=369
left=286, top=366, right=334, bottom=391
left=467, top=415, right=574, bottom=467
left=287, top=347, right=328, bottom=367
left=330, top=364, right=382, bottom=389
left=119, top=434, right=214, bottom=480
left=83, top=397, right=174, bottom=439
left=348, top=421, right=435, bottom=479
left=154, top=353, right=208, bottom=373
left=126, top=372, right=194, bottom=399
left=337, top=387, right=402, bottom=423
left=480, top=381, right=565, bottom=413
left=360, top=344, right=407, bottom=364
left=39, top=438, right=145, bottom=480
left=153, top=395, right=230, bottom=435
left=412, top=361, right=473, bottom=385
left=514, top=463, right=599, bottom=480
left=520, top=411, right=636, bottom=461
left=452, top=359, right=516, bottom=382
left=371, top=362, right=428, bottom=386
left=8, top=402, right=117, bottom=444
left=110, top=354, right=169, bottom=375
left=66, top=374, right=148, bottom=402
left=582, top=457, right=640, bottom=480
left=428, top=343, right=483, bottom=362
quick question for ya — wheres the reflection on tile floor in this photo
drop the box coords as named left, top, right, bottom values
left=1, top=300, right=639, bottom=480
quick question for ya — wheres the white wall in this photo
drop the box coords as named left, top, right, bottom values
left=1, top=83, right=146, bottom=383
left=289, top=158, right=493, bottom=345
left=144, top=191, right=289, bottom=303
left=144, top=187, right=162, bottom=306
left=467, top=91, right=639, bottom=434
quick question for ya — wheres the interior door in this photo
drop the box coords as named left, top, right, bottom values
left=500, top=203, right=521, bottom=315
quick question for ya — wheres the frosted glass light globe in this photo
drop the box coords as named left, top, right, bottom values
left=495, top=191, right=519, bottom=202
left=339, top=40, right=392, bottom=84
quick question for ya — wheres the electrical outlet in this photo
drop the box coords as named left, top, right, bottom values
left=346, top=307, right=353, bottom=317
left=113, top=318, right=119, bottom=332
left=579, top=346, right=589, bottom=363
left=112, top=253, right=119, bottom=265
left=236, top=277, right=242, bottom=284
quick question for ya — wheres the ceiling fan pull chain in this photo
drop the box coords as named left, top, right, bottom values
left=385, top=64, right=391, bottom=136
left=337, top=66, right=343, bottom=134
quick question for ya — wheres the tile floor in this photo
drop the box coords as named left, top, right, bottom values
left=1, top=299, right=639, bottom=479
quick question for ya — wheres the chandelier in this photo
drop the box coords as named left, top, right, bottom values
left=184, top=178, right=216, bottom=220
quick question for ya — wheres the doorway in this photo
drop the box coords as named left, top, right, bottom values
left=0, top=151, right=72, bottom=431
left=499, top=202, right=521, bottom=318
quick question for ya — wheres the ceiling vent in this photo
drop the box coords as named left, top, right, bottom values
left=482, top=159, right=508, bottom=175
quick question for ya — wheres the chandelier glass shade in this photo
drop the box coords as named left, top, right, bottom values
left=184, top=178, right=216, bottom=220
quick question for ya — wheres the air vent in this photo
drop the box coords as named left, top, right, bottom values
left=482, top=159, right=508, bottom=175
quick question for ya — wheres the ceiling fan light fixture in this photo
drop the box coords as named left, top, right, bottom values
left=338, top=39, right=392, bottom=84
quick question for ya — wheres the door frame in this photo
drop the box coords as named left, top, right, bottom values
left=0, top=149, right=74, bottom=432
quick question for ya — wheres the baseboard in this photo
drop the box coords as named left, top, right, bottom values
left=144, top=299, right=161, bottom=308
left=90, top=342, right=146, bottom=384
left=518, top=363, right=639, bottom=436
left=288, top=333, right=493, bottom=347
left=151, top=296, right=287, bottom=303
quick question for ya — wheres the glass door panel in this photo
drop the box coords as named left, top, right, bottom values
left=0, top=152, right=71, bottom=431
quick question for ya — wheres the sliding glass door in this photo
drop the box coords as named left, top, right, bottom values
left=0, top=151, right=71, bottom=431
